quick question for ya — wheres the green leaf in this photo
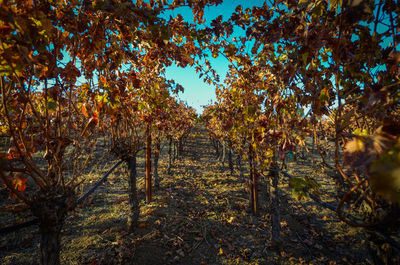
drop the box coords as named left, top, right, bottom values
left=302, top=52, right=308, bottom=66
left=319, top=88, right=330, bottom=102
left=247, top=105, right=257, bottom=115
left=0, top=63, right=13, bottom=76
left=47, top=98, right=57, bottom=111
left=312, top=2, right=324, bottom=18
left=353, top=128, right=368, bottom=136
left=29, top=17, right=42, bottom=27
left=289, top=176, right=320, bottom=200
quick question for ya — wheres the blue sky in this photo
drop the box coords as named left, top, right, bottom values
left=164, top=0, right=398, bottom=114
left=164, top=0, right=266, bottom=113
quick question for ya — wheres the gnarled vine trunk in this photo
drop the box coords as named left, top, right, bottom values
left=127, top=155, right=139, bottom=232
left=177, top=137, right=184, bottom=158
left=153, top=139, right=161, bottom=188
left=228, top=143, right=233, bottom=175
left=31, top=191, right=75, bottom=265
left=248, top=144, right=259, bottom=216
left=145, top=125, right=152, bottom=203
left=221, top=141, right=226, bottom=166
left=172, top=140, right=177, bottom=164
left=212, top=138, right=220, bottom=158
left=167, top=137, right=172, bottom=174
left=39, top=219, right=63, bottom=265
left=270, top=149, right=281, bottom=243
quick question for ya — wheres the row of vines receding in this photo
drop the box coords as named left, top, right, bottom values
left=0, top=0, right=213, bottom=264
left=200, top=0, right=399, bottom=264
left=0, top=0, right=399, bottom=264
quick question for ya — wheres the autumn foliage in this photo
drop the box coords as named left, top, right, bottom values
left=0, top=0, right=399, bottom=264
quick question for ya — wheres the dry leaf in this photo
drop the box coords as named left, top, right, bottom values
left=218, top=248, right=224, bottom=256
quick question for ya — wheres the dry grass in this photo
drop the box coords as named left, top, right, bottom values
left=0, top=125, right=372, bottom=264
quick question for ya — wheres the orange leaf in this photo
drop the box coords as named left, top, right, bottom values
left=82, top=104, right=88, bottom=118
left=141, top=209, right=153, bottom=215
left=138, top=222, right=148, bottom=228
left=13, top=175, right=28, bottom=192
left=0, top=25, right=11, bottom=31
left=0, top=25, right=12, bottom=35
left=100, top=75, right=106, bottom=84
left=7, top=147, right=20, bottom=159
left=92, top=113, right=98, bottom=124
left=28, top=145, right=37, bottom=155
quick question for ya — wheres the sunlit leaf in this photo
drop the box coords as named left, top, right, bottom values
left=47, top=98, right=57, bottom=111
left=82, top=104, right=89, bottom=118
left=12, top=174, right=28, bottom=192
left=7, top=147, right=20, bottom=159
left=344, top=138, right=364, bottom=153
left=319, top=88, right=330, bottom=102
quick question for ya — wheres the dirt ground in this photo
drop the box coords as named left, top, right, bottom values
left=0, top=125, right=374, bottom=264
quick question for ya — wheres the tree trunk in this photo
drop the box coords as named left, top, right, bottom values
left=334, top=120, right=345, bottom=190
left=214, top=139, right=220, bottom=158
left=39, top=219, right=63, bottom=265
left=248, top=144, right=258, bottom=216
left=127, top=155, right=139, bottom=232
left=312, top=124, right=317, bottom=166
left=237, top=155, right=244, bottom=180
left=270, top=148, right=281, bottom=243
left=218, top=141, right=222, bottom=162
left=252, top=169, right=259, bottom=216
left=248, top=152, right=253, bottom=213
left=178, top=137, right=184, bottom=158
left=265, top=171, right=271, bottom=208
left=221, top=141, right=226, bottom=166
left=172, top=141, right=177, bottom=164
left=145, top=125, right=152, bottom=203
left=153, top=139, right=161, bottom=188
left=228, top=145, right=233, bottom=175
left=167, top=137, right=172, bottom=174
left=31, top=193, right=74, bottom=265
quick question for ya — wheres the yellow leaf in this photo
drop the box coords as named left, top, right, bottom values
left=227, top=216, right=237, bottom=224
left=345, top=138, right=364, bottom=153
left=218, top=248, right=224, bottom=256
left=353, top=128, right=368, bottom=136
